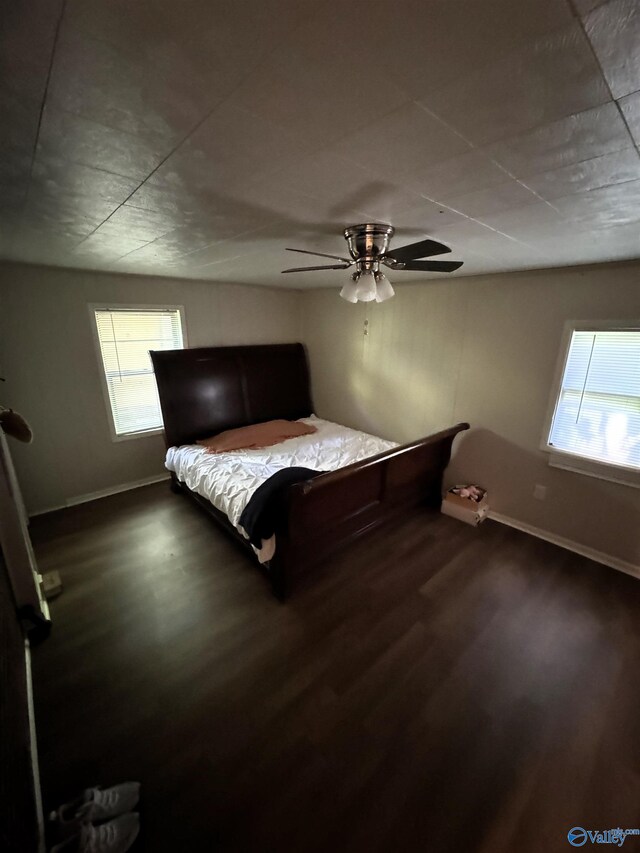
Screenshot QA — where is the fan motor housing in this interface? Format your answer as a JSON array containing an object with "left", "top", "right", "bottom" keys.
[{"left": 344, "top": 223, "right": 394, "bottom": 268}]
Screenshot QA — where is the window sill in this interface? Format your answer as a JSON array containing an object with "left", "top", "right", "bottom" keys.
[
  {"left": 111, "top": 428, "right": 164, "bottom": 443},
  {"left": 546, "top": 448, "right": 640, "bottom": 489}
]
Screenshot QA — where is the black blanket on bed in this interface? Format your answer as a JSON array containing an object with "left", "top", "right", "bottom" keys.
[{"left": 239, "top": 467, "right": 325, "bottom": 549}]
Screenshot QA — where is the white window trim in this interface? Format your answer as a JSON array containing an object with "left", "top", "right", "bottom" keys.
[
  {"left": 89, "top": 303, "right": 187, "bottom": 442},
  {"left": 540, "top": 319, "right": 640, "bottom": 489}
]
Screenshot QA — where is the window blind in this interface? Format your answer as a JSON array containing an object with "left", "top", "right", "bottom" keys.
[
  {"left": 94, "top": 308, "right": 183, "bottom": 436},
  {"left": 548, "top": 330, "right": 640, "bottom": 470}
]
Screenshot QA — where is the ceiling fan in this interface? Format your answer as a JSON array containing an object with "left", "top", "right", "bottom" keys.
[{"left": 282, "top": 223, "right": 463, "bottom": 303}]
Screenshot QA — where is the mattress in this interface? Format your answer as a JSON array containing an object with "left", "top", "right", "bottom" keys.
[{"left": 165, "top": 415, "right": 397, "bottom": 559}]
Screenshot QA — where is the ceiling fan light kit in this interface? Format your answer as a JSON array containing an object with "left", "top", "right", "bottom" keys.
[
  {"left": 282, "top": 223, "right": 463, "bottom": 303},
  {"left": 339, "top": 269, "right": 394, "bottom": 304}
]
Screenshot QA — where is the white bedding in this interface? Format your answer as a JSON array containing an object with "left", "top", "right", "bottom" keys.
[{"left": 165, "top": 415, "right": 397, "bottom": 560}]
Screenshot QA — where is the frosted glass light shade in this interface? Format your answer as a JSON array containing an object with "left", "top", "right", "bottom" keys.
[
  {"left": 355, "top": 270, "right": 377, "bottom": 302},
  {"left": 374, "top": 272, "right": 394, "bottom": 302},
  {"left": 340, "top": 276, "right": 358, "bottom": 303}
]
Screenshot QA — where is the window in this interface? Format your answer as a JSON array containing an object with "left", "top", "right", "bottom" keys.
[
  {"left": 544, "top": 323, "right": 640, "bottom": 486},
  {"left": 92, "top": 306, "right": 185, "bottom": 439}
]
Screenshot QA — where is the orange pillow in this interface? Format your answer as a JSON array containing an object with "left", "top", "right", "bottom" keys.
[{"left": 197, "top": 420, "right": 317, "bottom": 453}]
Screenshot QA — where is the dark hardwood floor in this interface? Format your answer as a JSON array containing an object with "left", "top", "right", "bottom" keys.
[{"left": 29, "top": 483, "right": 640, "bottom": 853}]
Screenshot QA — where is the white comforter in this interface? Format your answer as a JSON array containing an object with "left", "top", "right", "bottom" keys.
[{"left": 165, "top": 416, "right": 397, "bottom": 557}]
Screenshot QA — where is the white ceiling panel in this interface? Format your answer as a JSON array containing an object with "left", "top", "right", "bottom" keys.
[
  {"left": 386, "top": 199, "right": 468, "bottom": 233},
  {"left": 329, "top": 103, "right": 472, "bottom": 180},
  {"left": 583, "top": 0, "right": 640, "bottom": 99},
  {"left": 115, "top": 184, "right": 190, "bottom": 217},
  {"left": 529, "top": 221, "right": 640, "bottom": 264},
  {"left": 0, "top": 150, "right": 31, "bottom": 212},
  {"left": 179, "top": 233, "right": 274, "bottom": 271},
  {"left": 0, "top": 87, "right": 41, "bottom": 155},
  {"left": 48, "top": 26, "right": 206, "bottom": 145},
  {"left": 432, "top": 180, "right": 543, "bottom": 218},
  {"left": 0, "top": 228, "right": 82, "bottom": 266},
  {"left": 572, "top": 0, "right": 608, "bottom": 14},
  {"left": 551, "top": 178, "right": 640, "bottom": 228},
  {"left": 0, "top": 0, "right": 65, "bottom": 102},
  {"left": 0, "top": 184, "right": 32, "bottom": 222},
  {"left": 131, "top": 199, "right": 268, "bottom": 248},
  {"left": 484, "top": 102, "right": 634, "bottom": 177},
  {"left": 64, "top": 0, "right": 310, "bottom": 89},
  {"left": 20, "top": 192, "right": 117, "bottom": 239},
  {"left": 114, "top": 243, "right": 186, "bottom": 269},
  {"left": 71, "top": 233, "right": 151, "bottom": 262},
  {"left": 401, "top": 150, "right": 513, "bottom": 200},
  {"left": 228, "top": 4, "right": 409, "bottom": 151},
  {"left": 88, "top": 202, "right": 200, "bottom": 246},
  {"left": 61, "top": 0, "right": 192, "bottom": 54},
  {"left": 37, "top": 105, "right": 170, "bottom": 181},
  {"left": 229, "top": 178, "right": 368, "bottom": 235},
  {"left": 126, "top": 229, "right": 223, "bottom": 263},
  {"left": 0, "top": 0, "right": 53, "bottom": 218},
  {"left": 147, "top": 104, "right": 314, "bottom": 198},
  {"left": 421, "top": 21, "right": 611, "bottom": 146},
  {"left": 375, "top": 0, "right": 575, "bottom": 99},
  {"left": 479, "top": 201, "right": 567, "bottom": 243},
  {"left": 522, "top": 148, "right": 640, "bottom": 199},
  {"left": 0, "top": 0, "right": 639, "bottom": 285},
  {"left": 619, "top": 91, "right": 640, "bottom": 145},
  {"left": 256, "top": 152, "right": 399, "bottom": 210},
  {"left": 425, "top": 219, "right": 538, "bottom": 258},
  {"left": 31, "top": 155, "right": 140, "bottom": 205}
]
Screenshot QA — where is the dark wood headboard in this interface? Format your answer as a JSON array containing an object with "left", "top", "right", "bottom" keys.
[{"left": 150, "top": 343, "right": 314, "bottom": 448}]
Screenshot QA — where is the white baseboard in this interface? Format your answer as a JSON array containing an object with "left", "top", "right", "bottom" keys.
[
  {"left": 29, "top": 473, "right": 169, "bottom": 517},
  {"left": 488, "top": 510, "right": 640, "bottom": 581}
]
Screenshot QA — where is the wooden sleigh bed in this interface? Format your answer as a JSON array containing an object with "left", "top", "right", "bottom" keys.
[{"left": 151, "top": 343, "right": 469, "bottom": 599}]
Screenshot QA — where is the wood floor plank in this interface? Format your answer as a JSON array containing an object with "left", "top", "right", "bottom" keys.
[{"left": 29, "top": 483, "right": 640, "bottom": 853}]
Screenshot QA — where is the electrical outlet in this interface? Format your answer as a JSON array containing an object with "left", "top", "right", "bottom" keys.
[{"left": 533, "top": 484, "right": 547, "bottom": 501}]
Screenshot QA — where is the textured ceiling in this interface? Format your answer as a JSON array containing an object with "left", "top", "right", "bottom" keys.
[{"left": 1, "top": 0, "right": 640, "bottom": 288}]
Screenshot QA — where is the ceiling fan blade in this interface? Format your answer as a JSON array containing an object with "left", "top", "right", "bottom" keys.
[
  {"left": 286, "top": 247, "right": 351, "bottom": 263},
  {"left": 383, "top": 238, "right": 451, "bottom": 263},
  {"left": 281, "top": 263, "right": 351, "bottom": 273},
  {"left": 400, "top": 260, "right": 464, "bottom": 273}
]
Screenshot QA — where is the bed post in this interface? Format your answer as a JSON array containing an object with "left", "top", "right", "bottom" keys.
[
  {"left": 169, "top": 473, "right": 183, "bottom": 495},
  {"left": 268, "top": 553, "right": 288, "bottom": 601}
]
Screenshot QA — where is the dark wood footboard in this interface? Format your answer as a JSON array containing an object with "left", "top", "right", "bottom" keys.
[{"left": 268, "top": 422, "right": 469, "bottom": 598}]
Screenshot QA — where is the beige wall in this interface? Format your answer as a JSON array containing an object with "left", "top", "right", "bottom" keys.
[
  {"left": 0, "top": 262, "right": 301, "bottom": 513},
  {"left": 302, "top": 262, "right": 640, "bottom": 569}
]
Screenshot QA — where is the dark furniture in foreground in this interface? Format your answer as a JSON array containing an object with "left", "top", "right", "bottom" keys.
[{"left": 151, "top": 343, "right": 469, "bottom": 597}]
